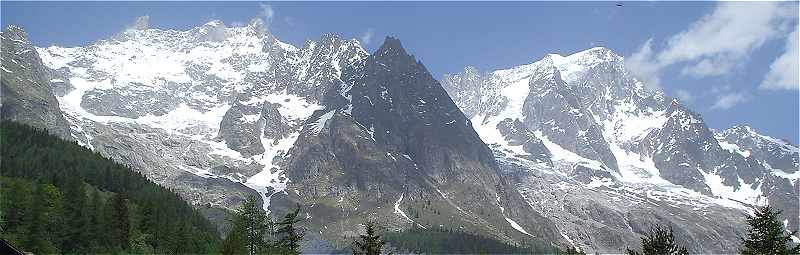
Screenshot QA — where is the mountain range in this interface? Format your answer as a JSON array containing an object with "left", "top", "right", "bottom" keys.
[{"left": 1, "top": 20, "right": 797, "bottom": 253}]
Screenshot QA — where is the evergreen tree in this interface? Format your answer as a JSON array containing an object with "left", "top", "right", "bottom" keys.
[
  {"left": 0, "top": 180, "right": 31, "bottom": 245},
  {"left": 0, "top": 122, "right": 220, "bottom": 253},
  {"left": 61, "top": 174, "right": 89, "bottom": 253},
  {"left": 220, "top": 223, "right": 247, "bottom": 255},
  {"left": 221, "top": 196, "right": 270, "bottom": 255},
  {"left": 22, "top": 183, "right": 62, "bottom": 254},
  {"left": 740, "top": 205, "right": 800, "bottom": 255},
  {"left": 86, "top": 189, "right": 107, "bottom": 252},
  {"left": 352, "top": 222, "right": 386, "bottom": 255},
  {"left": 625, "top": 225, "right": 688, "bottom": 255},
  {"left": 129, "top": 232, "right": 155, "bottom": 254},
  {"left": 275, "top": 205, "right": 304, "bottom": 255},
  {"left": 108, "top": 193, "right": 131, "bottom": 251},
  {"left": 562, "top": 246, "right": 586, "bottom": 255},
  {"left": 242, "top": 196, "right": 270, "bottom": 255}
]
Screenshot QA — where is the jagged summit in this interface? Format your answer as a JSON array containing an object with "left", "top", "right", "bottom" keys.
[
  {"left": 374, "top": 36, "right": 409, "bottom": 59},
  {"left": 1, "top": 25, "right": 30, "bottom": 41}
]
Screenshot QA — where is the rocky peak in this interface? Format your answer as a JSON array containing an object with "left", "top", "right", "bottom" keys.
[
  {"left": 374, "top": 36, "right": 410, "bottom": 61},
  {"left": 2, "top": 25, "right": 31, "bottom": 42}
]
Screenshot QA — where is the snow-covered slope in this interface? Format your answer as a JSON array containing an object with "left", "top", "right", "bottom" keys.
[
  {"left": 442, "top": 47, "right": 799, "bottom": 253},
  {"left": 35, "top": 20, "right": 368, "bottom": 210}
]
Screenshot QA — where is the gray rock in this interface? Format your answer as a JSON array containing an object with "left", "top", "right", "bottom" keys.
[{"left": 0, "top": 25, "right": 72, "bottom": 139}]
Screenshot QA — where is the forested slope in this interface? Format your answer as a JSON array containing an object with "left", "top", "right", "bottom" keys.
[{"left": 0, "top": 121, "right": 220, "bottom": 253}]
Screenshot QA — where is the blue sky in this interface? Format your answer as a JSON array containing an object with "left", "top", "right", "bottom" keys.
[{"left": 2, "top": 1, "right": 798, "bottom": 143}]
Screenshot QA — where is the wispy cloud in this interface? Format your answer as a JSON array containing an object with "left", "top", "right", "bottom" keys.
[
  {"left": 125, "top": 15, "right": 150, "bottom": 32},
  {"left": 625, "top": 38, "right": 661, "bottom": 90},
  {"left": 626, "top": 2, "right": 795, "bottom": 88},
  {"left": 675, "top": 89, "right": 693, "bottom": 102},
  {"left": 259, "top": 3, "right": 274, "bottom": 23},
  {"left": 359, "top": 29, "right": 374, "bottom": 45},
  {"left": 711, "top": 92, "right": 749, "bottom": 110},
  {"left": 761, "top": 26, "right": 799, "bottom": 90},
  {"left": 248, "top": 3, "right": 275, "bottom": 34}
]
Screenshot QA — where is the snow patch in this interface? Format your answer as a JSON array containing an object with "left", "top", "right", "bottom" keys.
[
  {"left": 394, "top": 193, "right": 414, "bottom": 223},
  {"left": 309, "top": 110, "right": 335, "bottom": 134},
  {"left": 505, "top": 217, "right": 534, "bottom": 237}
]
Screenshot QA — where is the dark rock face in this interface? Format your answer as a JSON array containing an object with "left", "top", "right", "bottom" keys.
[
  {"left": 218, "top": 102, "right": 291, "bottom": 157},
  {"left": 276, "top": 37, "right": 564, "bottom": 247},
  {"left": 496, "top": 118, "right": 552, "bottom": 164},
  {"left": 718, "top": 125, "right": 799, "bottom": 172},
  {"left": 0, "top": 26, "right": 71, "bottom": 139},
  {"left": 639, "top": 101, "right": 760, "bottom": 195},
  {"left": 716, "top": 125, "right": 800, "bottom": 232},
  {"left": 522, "top": 64, "right": 618, "bottom": 171}
]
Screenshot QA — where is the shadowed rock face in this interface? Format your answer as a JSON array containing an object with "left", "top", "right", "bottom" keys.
[
  {"left": 1, "top": 26, "right": 71, "bottom": 139},
  {"left": 274, "top": 37, "right": 564, "bottom": 247}
]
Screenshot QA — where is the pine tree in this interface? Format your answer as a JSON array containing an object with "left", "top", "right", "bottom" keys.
[
  {"left": 352, "top": 222, "right": 386, "bottom": 255},
  {"left": 625, "top": 225, "right": 688, "bottom": 255},
  {"left": 220, "top": 223, "right": 247, "bottom": 255},
  {"left": 86, "top": 189, "right": 107, "bottom": 252},
  {"left": 61, "top": 174, "right": 89, "bottom": 253},
  {"left": 0, "top": 179, "right": 31, "bottom": 245},
  {"left": 740, "top": 205, "right": 800, "bottom": 255},
  {"left": 108, "top": 193, "right": 130, "bottom": 251},
  {"left": 221, "top": 196, "right": 270, "bottom": 255},
  {"left": 22, "top": 183, "right": 62, "bottom": 254},
  {"left": 275, "top": 205, "right": 304, "bottom": 255},
  {"left": 563, "top": 246, "right": 586, "bottom": 255}
]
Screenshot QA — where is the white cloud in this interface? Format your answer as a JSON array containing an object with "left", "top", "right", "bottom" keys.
[
  {"left": 625, "top": 39, "right": 662, "bottom": 90},
  {"left": 761, "top": 26, "right": 799, "bottom": 90},
  {"left": 359, "top": 29, "right": 374, "bottom": 45},
  {"left": 259, "top": 3, "right": 274, "bottom": 22},
  {"left": 244, "top": 3, "right": 275, "bottom": 35},
  {"left": 626, "top": 2, "right": 795, "bottom": 86},
  {"left": 675, "top": 89, "right": 693, "bottom": 102},
  {"left": 125, "top": 15, "right": 150, "bottom": 32},
  {"left": 711, "top": 92, "right": 749, "bottom": 110}
]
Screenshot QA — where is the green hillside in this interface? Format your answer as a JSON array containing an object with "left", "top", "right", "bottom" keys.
[{"left": 0, "top": 121, "right": 220, "bottom": 254}]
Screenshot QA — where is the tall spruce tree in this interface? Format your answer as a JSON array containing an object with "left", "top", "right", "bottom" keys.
[
  {"left": 108, "top": 193, "right": 130, "bottom": 251},
  {"left": 275, "top": 205, "right": 304, "bottom": 255},
  {"left": 352, "top": 222, "right": 386, "bottom": 255},
  {"left": 220, "top": 222, "right": 247, "bottom": 255},
  {"left": 61, "top": 174, "right": 89, "bottom": 253},
  {"left": 625, "top": 225, "right": 688, "bottom": 255},
  {"left": 221, "top": 196, "right": 271, "bottom": 255},
  {"left": 740, "top": 205, "right": 800, "bottom": 255}
]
